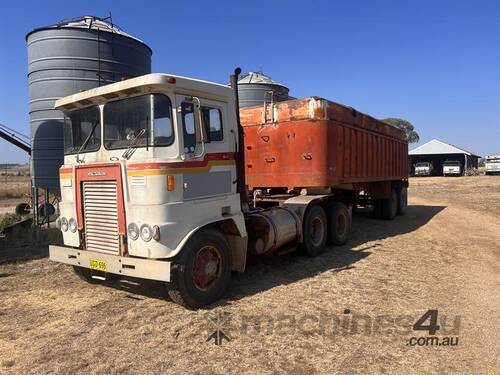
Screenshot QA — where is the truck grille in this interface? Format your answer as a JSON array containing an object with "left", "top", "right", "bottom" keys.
[{"left": 82, "top": 181, "right": 120, "bottom": 254}]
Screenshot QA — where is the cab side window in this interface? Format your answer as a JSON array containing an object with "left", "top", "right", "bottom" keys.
[{"left": 201, "top": 107, "right": 223, "bottom": 142}]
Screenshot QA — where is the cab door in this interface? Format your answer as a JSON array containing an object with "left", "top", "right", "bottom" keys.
[{"left": 175, "top": 94, "right": 235, "bottom": 199}]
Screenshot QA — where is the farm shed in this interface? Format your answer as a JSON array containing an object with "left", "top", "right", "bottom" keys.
[{"left": 409, "top": 139, "right": 481, "bottom": 176}]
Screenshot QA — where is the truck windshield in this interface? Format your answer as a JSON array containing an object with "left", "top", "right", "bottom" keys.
[
  {"left": 63, "top": 106, "right": 101, "bottom": 155},
  {"left": 444, "top": 161, "right": 460, "bottom": 166},
  {"left": 487, "top": 159, "right": 500, "bottom": 163},
  {"left": 104, "top": 94, "right": 174, "bottom": 150}
]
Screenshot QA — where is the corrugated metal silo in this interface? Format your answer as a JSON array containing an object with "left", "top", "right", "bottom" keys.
[
  {"left": 26, "top": 16, "right": 152, "bottom": 192},
  {"left": 237, "top": 72, "right": 289, "bottom": 108}
]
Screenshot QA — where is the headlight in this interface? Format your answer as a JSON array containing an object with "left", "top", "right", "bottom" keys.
[
  {"left": 69, "top": 218, "right": 77, "bottom": 233},
  {"left": 60, "top": 217, "right": 68, "bottom": 232},
  {"left": 128, "top": 223, "right": 139, "bottom": 240},
  {"left": 140, "top": 224, "right": 153, "bottom": 242},
  {"left": 152, "top": 225, "right": 160, "bottom": 241}
]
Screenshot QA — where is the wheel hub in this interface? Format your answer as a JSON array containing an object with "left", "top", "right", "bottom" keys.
[
  {"left": 310, "top": 217, "right": 325, "bottom": 246},
  {"left": 192, "top": 246, "right": 222, "bottom": 291}
]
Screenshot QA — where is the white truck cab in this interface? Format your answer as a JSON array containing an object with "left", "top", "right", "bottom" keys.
[
  {"left": 414, "top": 162, "right": 433, "bottom": 176},
  {"left": 442, "top": 160, "right": 462, "bottom": 176},
  {"left": 485, "top": 155, "right": 500, "bottom": 175},
  {"left": 50, "top": 73, "right": 248, "bottom": 307}
]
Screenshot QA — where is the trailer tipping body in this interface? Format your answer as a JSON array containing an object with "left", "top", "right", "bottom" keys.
[{"left": 240, "top": 97, "right": 408, "bottom": 191}]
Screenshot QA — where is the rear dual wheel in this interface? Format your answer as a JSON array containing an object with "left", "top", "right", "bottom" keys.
[
  {"left": 381, "top": 189, "right": 398, "bottom": 220},
  {"left": 396, "top": 187, "right": 408, "bottom": 215},
  {"left": 327, "top": 202, "right": 351, "bottom": 245},
  {"left": 301, "top": 204, "right": 328, "bottom": 257},
  {"left": 373, "top": 187, "right": 407, "bottom": 220},
  {"left": 301, "top": 202, "right": 351, "bottom": 257}
]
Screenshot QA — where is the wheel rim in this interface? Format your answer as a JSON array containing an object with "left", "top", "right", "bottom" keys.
[
  {"left": 309, "top": 216, "right": 325, "bottom": 246},
  {"left": 192, "top": 245, "right": 223, "bottom": 291},
  {"left": 336, "top": 214, "right": 347, "bottom": 237}
]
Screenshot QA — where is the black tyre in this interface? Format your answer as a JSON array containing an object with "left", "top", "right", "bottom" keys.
[
  {"left": 15, "top": 203, "right": 30, "bottom": 215},
  {"left": 327, "top": 202, "right": 351, "bottom": 245},
  {"left": 301, "top": 204, "right": 328, "bottom": 257},
  {"left": 381, "top": 189, "right": 398, "bottom": 220},
  {"left": 372, "top": 199, "right": 383, "bottom": 218},
  {"left": 167, "top": 229, "right": 231, "bottom": 309},
  {"left": 396, "top": 186, "right": 408, "bottom": 216}
]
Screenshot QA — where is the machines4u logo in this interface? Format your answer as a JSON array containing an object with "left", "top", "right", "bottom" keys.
[{"left": 407, "top": 309, "right": 460, "bottom": 347}]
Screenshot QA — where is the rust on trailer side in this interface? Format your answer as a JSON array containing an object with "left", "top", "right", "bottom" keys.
[{"left": 240, "top": 97, "right": 408, "bottom": 191}]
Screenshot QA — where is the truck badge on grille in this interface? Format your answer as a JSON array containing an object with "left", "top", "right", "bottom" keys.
[{"left": 87, "top": 171, "right": 107, "bottom": 176}]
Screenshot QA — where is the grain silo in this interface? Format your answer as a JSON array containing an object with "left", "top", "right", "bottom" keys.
[
  {"left": 26, "top": 16, "right": 152, "bottom": 189},
  {"left": 237, "top": 72, "right": 289, "bottom": 108},
  {"left": 26, "top": 16, "right": 152, "bottom": 200}
]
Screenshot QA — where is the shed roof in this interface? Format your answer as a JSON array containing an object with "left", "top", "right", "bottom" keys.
[{"left": 409, "top": 139, "right": 481, "bottom": 157}]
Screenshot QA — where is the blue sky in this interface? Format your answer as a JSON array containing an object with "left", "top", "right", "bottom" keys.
[{"left": 0, "top": 0, "right": 499, "bottom": 163}]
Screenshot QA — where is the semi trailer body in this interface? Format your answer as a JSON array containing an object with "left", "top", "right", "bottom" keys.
[{"left": 49, "top": 71, "right": 409, "bottom": 308}]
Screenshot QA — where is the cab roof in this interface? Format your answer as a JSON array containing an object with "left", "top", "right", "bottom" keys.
[{"left": 55, "top": 73, "right": 233, "bottom": 111}]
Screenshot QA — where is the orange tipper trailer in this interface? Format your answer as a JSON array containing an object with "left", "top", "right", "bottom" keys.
[{"left": 240, "top": 97, "right": 408, "bottom": 192}]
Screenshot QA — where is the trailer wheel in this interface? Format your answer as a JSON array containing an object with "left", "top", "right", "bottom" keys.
[
  {"left": 167, "top": 229, "right": 231, "bottom": 309},
  {"left": 301, "top": 204, "right": 327, "bottom": 257},
  {"left": 381, "top": 189, "right": 398, "bottom": 220},
  {"left": 327, "top": 202, "right": 351, "bottom": 245},
  {"left": 372, "top": 199, "right": 383, "bottom": 218},
  {"left": 396, "top": 187, "right": 408, "bottom": 216}
]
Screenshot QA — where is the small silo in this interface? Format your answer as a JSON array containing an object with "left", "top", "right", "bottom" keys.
[
  {"left": 237, "top": 72, "right": 289, "bottom": 108},
  {"left": 26, "top": 16, "right": 152, "bottom": 194}
]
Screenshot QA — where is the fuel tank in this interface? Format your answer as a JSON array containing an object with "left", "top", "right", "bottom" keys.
[{"left": 245, "top": 207, "right": 300, "bottom": 254}]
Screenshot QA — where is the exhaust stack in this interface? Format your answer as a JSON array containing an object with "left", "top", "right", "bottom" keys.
[{"left": 230, "top": 67, "right": 249, "bottom": 211}]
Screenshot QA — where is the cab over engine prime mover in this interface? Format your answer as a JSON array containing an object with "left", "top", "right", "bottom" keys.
[{"left": 49, "top": 70, "right": 409, "bottom": 308}]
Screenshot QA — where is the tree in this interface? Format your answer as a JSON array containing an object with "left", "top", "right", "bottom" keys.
[{"left": 382, "top": 118, "right": 420, "bottom": 144}]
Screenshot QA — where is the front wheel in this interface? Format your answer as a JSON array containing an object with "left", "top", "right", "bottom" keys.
[{"left": 167, "top": 229, "right": 231, "bottom": 309}]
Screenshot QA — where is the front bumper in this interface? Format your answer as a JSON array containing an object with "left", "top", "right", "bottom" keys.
[{"left": 49, "top": 245, "right": 171, "bottom": 282}]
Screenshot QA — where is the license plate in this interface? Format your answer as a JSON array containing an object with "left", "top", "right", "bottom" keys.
[{"left": 90, "top": 259, "right": 107, "bottom": 272}]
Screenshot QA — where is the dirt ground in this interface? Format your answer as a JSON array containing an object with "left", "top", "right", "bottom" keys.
[{"left": 0, "top": 176, "right": 499, "bottom": 374}]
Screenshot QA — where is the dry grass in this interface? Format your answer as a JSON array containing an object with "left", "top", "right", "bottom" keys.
[
  {"left": 0, "top": 177, "right": 499, "bottom": 374},
  {"left": 0, "top": 175, "right": 31, "bottom": 201},
  {"left": 409, "top": 175, "right": 500, "bottom": 212}
]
